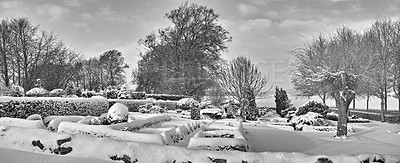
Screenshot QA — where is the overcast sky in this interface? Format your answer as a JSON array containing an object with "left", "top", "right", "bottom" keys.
[{"left": 1, "top": 0, "right": 400, "bottom": 89}]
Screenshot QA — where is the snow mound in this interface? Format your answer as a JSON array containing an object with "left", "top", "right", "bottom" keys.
[
  {"left": 0, "top": 117, "right": 44, "bottom": 129},
  {"left": 56, "top": 114, "right": 171, "bottom": 145},
  {"left": 188, "top": 120, "right": 249, "bottom": 151},
  {"left": 107, "top": 103, "right": 129, "bottom": 123}
]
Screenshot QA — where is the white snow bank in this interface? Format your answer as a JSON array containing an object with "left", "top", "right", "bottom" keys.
[
  {"left": 46, "top": 116, "right": 84, "bottom": 131},
  {"left": 188, "top": 120, "right": 249, "bottom": 151},
  {"left": 1, "top": 125, "right": 399, "bottom": 163},
  {"left": 58, "top": 122, "right": 165, "bottom": 145},
  {"left": 200, "top": 108, "right": 223, "bottom": 114},
  {"left": 0, "top": 117, "right": 44, "bottom": 129},
  {"left": 138, "top": 127, "right": 177, "bottom": 145}
]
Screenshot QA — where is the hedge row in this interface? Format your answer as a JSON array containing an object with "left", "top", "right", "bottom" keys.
[
  {"left": 349, "top": 110, "right": 400, "bottom": 124},
  {"left": 108, "top": 99, "right": 177, "bottom": 112},
  {"left": 145, "top": 94, "right": 188, "bottom": 101},
  {"left": 0, "top": 97, "right": 109, "bottom": 119}
]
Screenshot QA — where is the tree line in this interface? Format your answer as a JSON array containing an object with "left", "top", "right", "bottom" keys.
[
  {"left": 292, "top": 18, "right": 400, "bottom": 137},
  {"left": 0, "top": 18, "right": 128, "bottom": 92}
]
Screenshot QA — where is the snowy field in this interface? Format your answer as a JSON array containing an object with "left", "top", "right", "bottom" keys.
[{"left": 1, "top": 113, "right": 400, "bottom": 163}]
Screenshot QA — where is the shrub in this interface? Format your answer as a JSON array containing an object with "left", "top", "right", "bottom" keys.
[
  {"left": 49, "top": 89, "right": 65, "bottom": 97},
  {"left": 0, "top": 84, "right": 24, "bottom": 97},
  {"left": 296, "top": 100, "right": 330, "bottom": 117},
  {"left": 65, "top": 82, "right": 76, "bottom": 96},
  {"left": 106, "top": 87, "right": 119, "bottom": 99},
  {"left": 26, "top": 87, "right": 49, "bottom": 97},
  {"left": 274, "top": 87, "right": 291, "bottom": 117},
  {"left": 0, "top": 97, "right": 109, "bottom": 118},
  {"left": 177, "top": 98, "right": 199, "bottom": 110},
  {"left": 81, "top": 90, "right": 96, "bottom": 98}
]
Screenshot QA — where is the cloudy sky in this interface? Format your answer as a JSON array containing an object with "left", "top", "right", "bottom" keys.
[{"left": 1, "top": 0, "right": 400, "bottom": 90}]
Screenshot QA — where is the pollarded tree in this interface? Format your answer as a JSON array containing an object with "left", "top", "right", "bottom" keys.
[
  {"left": 218, "top": 56, "right": 268, "bottom": 121},
  {"left": 292, "top": 27, "right": 373, "bottom": 138}
]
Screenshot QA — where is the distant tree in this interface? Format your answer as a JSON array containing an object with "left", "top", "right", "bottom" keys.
[
  {"left": 218, "top": 56, "right": 268, "bottom": 120},
  {"left": 99, "top": 49, "right": 128, "bottom": 87},
  {"left": 363, "top": 19, "right": 397, "bottom": 121},
  {"left": 274, "top": 87, "right": 291, "bottom": 117},
  {"left": 137, "top": 2, "right": 231, "bottom": 99},
  {"left": 291, "top": 27, "right": 373, "bottom": 137},
  {"left": 0, "top": 19, "right": 11, "bottom": 87},
  {"left": 391, "top": 20, "right": 400, "bottom": 112}
]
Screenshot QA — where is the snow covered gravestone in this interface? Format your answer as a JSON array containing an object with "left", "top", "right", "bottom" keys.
[{"left": 107, "top": 103, "right": 129, "bottom": 124}]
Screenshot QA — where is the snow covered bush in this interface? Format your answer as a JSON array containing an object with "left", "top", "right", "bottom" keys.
[
  {"left": 106, "top": 87, "right": 119, "bottom": 99},
  {"left": 117, "top": 89, "right": 129, "bottom": 99},
  {"left": 25, "top": 87, "right": 49, "bottom": 97},
  {"left": 296, "top": 100, "right": 330, "bottom": 117},
  {"left": 0, "top": 84, "right": 24, "bottom": 97},
  {"left": 290, "top": 112, "right": 325, "bottom": 131},
  {"left": 138, "top": 104, "right": 167, "bottom": 114},
  {"left": 0, "top": 97, "right": 109, "bottom": 119},
  {"left": 274, "top": 87, "right": 292, "bottom": 117},
  {"left": 64, "top": 82, "right": 77, "bottom": 96},
  {"left": 81, "top": 90, "right": 95, "bottom": 98},
  {"left": 200, "top": 108, "right": 223, "bottom": 119},
  {"left": 107, "top": 103, "right": 129, "bottom": 124},
  {"left": 49, "top": 89, "right": 65, "bottom": 97},
  {"left": 177, "top": 98, "right": 199, "bottom": 110}
]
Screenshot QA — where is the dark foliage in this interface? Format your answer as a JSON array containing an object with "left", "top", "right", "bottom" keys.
[
  {"left": 0, "top": 99, "right": 108, "bottom": 118},
  {"left": 296, "top": 101, "right": 330, "bottom": 117},
  {"left": 274, "top": 87, "right": 291, "bottom": 117}
]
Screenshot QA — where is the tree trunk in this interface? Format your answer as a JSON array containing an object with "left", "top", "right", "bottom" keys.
[
  {"left": 399, "top": 98, "right": 400, "bottom": 112},
  {"left": 352, "top": 98, "right": 356, "bottom": 110},
  {"left": 336, "top": 98, "right": 349, "bottom": 137},
  {"left": 380, "top": 97, "right": 386, "bottom": 122},
  {"left": 366, "top": 95, "right": 370, "bottom": 111}
]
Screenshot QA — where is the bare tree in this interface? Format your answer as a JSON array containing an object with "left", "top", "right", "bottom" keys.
[
  {"left": 99, "top": 49, "right": 128, "bottom": 87},
  {"left": 363, "top": 19, "right": 397, "bottom": 121},
  {"left": 137, "top": 2, "right": 231, "bottom": 99},
  {"left": 392, "top": 19, "right": 400, "bottom": 112},
  {"left": 218, "top": 56, "right": 268, "bottom": 120},
  {"left": 292, "top": 27, "right": 372, "bottom": 137},
  {"left": 0, "top": 19, "right": 11, "bottom": 87}
]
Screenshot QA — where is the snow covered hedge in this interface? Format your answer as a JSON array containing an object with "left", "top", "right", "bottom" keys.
[
  {"left": 325, "top": 113, "right": 370, "bottom": 123},
  {"left": 109, "top": 99, "right": 177, "bottom": 112},
  {"left": 0, "top": 96, "right": 109, "bottom": 118},
  {"left": 349, "top": 111, "right": 400, "bottom": 124},
  {"left": 3, "top": 125, "right": 398, "bottom": 163},
  {"left": 146, "top": 94, "right": 187, "bottom": 101},
  {"left": 296, "top": 100, "right": 330, "bottom": 117}
]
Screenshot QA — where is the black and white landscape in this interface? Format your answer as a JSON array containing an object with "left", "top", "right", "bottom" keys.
[{"left": 1, "top": 0, "right": 400, "bottom": 163}]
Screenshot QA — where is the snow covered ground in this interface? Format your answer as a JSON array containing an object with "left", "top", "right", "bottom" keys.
[
  {"left": 245, "top": 120, "right": 400, "bottom": 156},
  {"left": 1, "top": 114, "right": 400, "bottom": 162}
]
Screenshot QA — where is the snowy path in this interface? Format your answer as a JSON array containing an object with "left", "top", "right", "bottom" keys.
[
  {"left": 244, "top": 122, "right": 400, "bottom": 155},
  {"left": 0, "top": 147, "right": 113, "bottom": 163},
  {"left": 245, "top": 124, "right": 316, "bottom": 152}
]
